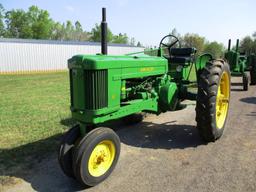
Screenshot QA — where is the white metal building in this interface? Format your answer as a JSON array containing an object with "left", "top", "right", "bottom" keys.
[{"left": 0, "top": 38, "right": 144, "bottom": 73}]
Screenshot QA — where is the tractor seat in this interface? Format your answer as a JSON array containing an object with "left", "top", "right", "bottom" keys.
[
  {"left": 170, "top": 57, "right": 192, "bottom": 63},
  {"left": 169, "top": 48, "right": 197, "bottom": 64}
]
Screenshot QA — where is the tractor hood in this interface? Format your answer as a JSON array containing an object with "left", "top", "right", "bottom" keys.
[{"left": 68, "top": 54, "right": 167, "bottom": 70}]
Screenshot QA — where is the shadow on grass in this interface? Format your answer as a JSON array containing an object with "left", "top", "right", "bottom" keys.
[
  {"left": 0, "top": 133, "right": 84, "bottom": 191},
  {"left": 0, "top": 134, "right": 58, "bottom": 183},
  {"left": 0, "top": 116, "right": 205, "bottom": 191},
  {"left": 60, "top": 117, "right": 77, "bottom": 127},
  {"left": 0, "top": 134, "right": 60, "bottom": 171}
]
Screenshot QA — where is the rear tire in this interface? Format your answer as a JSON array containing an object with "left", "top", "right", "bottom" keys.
[
  {"left": 250, "top": 61, "right": 256, "bottom": 85},
  {"left": 72, "top": 127, "right": 120, "bottom": 187},
  {"left": 242, "top": 73, "right": 249, "bottom": 91},
  {"left": 196, "top": 60, "right": 231, "bottom": 142}
]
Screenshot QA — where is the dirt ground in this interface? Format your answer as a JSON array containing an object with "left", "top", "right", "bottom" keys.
[{"left": 2, "top": 77, "right": 256, "bottom": 192}]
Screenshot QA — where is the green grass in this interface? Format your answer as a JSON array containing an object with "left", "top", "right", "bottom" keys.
[{"left": 0, "top": 72, "right": 76, "bottom": 178}]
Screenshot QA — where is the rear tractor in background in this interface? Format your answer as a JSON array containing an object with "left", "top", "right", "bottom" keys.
[
  {"left": 224, "top": 39, "right": 256, "bottom": 90},
  {"left": 58, "top": 8, "right": 231, "bottom": 188}
]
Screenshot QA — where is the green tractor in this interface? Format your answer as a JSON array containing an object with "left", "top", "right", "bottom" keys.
[
  {"left": 224, "top": 39, "right": 256, "bottom": 90},
  {"left": 58, "top": 8, "right": 231, "bottom": 187}
]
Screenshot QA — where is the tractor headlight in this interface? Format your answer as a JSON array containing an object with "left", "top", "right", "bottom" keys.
[{"left": 176, "top": 65, "right": 183, "bottom": 72}]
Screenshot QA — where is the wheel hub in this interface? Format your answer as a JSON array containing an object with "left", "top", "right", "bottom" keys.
[
  {"left": 88, "top": 140, "right": 116, "bottom": 177},
  {"left": 216, "top": 72, "right": 230, "bottom": 129}
]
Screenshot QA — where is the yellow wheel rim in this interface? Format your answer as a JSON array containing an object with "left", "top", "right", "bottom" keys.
[
  {"left": 88, "top": 140, "right": 116, "bottom": 177},
  {"left": 216, "top": 71, "right": 230, "bottom": 129}
]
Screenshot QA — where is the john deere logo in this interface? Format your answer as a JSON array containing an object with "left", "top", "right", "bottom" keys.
[{"left": 140, "top": 67, "right": 154, "bottom": 72}]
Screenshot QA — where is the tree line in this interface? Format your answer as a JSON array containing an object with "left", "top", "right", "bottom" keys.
[
  {"left": 239, "top": 32, "right": 256, "bottom": 54},
  {"left": 181, "top": 31, "right": 225, "bottom": 59},
  {"left": 168, "top": 29, "right": 256, "bottom": 59},
  {"left": 0, "top": 4, "right": 142, "bottom": 46}
]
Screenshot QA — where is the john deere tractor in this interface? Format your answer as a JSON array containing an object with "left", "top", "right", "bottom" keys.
[
  {"left": 224, "top": 39, "right": 256, "bottom": 90},
  {"left": 58, "top": 8, "right": 231, "bottom": 187}
]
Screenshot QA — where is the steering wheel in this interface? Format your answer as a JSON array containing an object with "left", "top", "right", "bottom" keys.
[{"left": 159, "top": 34, "right": 181, "bottom": 52}]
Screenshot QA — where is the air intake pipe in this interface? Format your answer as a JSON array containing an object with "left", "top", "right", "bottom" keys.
[
  {"left": 236, "top": 39, "right": 239, "bottom": 53},
  {"left": 228, "top": 39, "right": 231, "bottom": 51},
  {"left": 101, "top": 8, "right": 107, "bottom": 55}
]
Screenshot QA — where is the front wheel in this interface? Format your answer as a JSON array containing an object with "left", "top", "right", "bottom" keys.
[
  {"left": 72, "top": 127, "right": 121, "bottom": 187},
  {"left": 196, "top": 60, "right": 231, "bottom": 142},
  {"left": 58, "top": 125, "right": 80, "bottom": 178}
]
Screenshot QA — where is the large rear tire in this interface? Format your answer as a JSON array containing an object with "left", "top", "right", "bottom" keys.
[
  {"left": 196, "top": 60, "right": 231, "bottom": 142},
  {"left": 72, "top": 127, "right": 120, "bottom": 187}
]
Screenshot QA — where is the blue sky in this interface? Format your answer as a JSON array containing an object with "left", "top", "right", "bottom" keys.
[{"left": 1, "top": 0, "right": 256, "bottom": 47}]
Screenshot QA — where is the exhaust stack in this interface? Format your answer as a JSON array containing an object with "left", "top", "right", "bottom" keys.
[
  {"left": 101, "top": 8, "right": 107, "bottom": 55},
  {"left": 236, "top": 39, "right": 239, "bottom": 53},
  {"left": 228, "top": 39, "right": 231, "bottom": 51}
]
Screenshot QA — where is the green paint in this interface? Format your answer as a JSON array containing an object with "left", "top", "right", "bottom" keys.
[{"left": 68, "top": 44, "right": 213, "bottom": 130}]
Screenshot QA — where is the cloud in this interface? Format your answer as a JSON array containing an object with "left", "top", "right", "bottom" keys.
[{"left": 65, "top": 5, "right": 75, "bottom": 12}]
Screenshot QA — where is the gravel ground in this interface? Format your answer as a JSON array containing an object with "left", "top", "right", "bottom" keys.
[{"left": 3, "top": 77, "right": 256, "bottom": 192}]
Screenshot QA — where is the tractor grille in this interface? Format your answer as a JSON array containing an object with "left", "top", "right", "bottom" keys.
[{"left": 84, "top": 70, "right": 108, "bottom": 110}]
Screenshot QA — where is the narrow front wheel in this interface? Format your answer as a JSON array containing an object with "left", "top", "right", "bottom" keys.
[
  {"left": 72, "top": 127, "right": 121, "bottom": 187},
  {"left": 58, "top": 125, "right": 80, "bottom": 178}
]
